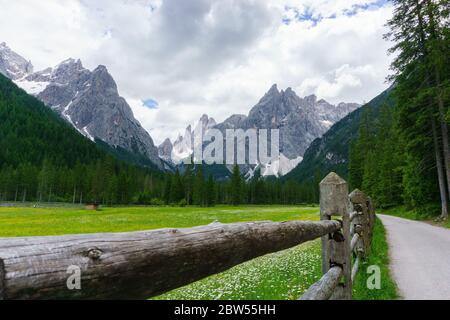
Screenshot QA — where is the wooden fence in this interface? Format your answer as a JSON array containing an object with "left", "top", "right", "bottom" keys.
[{"left": 0, "top": 172, "right": 375, "bottom": 300}]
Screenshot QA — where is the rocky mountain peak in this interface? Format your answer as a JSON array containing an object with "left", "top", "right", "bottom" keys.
[
  {"left": 3, "top": 44, "right": 163, "bottom": 169},
  {"left": 0, "top": 42, "right": 33, "bottom": 80},
  {"left": 200, "top": 113, "right": 209, "bottom": 122},
  {"left": 304, "top": 94, "right": 318, "bottom": 104},
  {"left": 258, "top": 83, "right": 281, "bottom": 103},
  {"left": 158, "top": 138, "right": 173, "bottom": 161},
  {"left": 268, "top": 83, "right": 279, "bottom": 94},
  {"left": 89, "top": 65, "right": 118, "bottom": 94}
]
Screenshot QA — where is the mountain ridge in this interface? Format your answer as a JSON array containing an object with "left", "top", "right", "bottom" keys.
[
  {"left": 284, "top": 86, "right": 394, "bottom": 183},
  {"left": 0, "top": 43, "right": 163, "bottom": 170},
  {"left": 160, "top": 84, "right": 361, "bottom": 177}
]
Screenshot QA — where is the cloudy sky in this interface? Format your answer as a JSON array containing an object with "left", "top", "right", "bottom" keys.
[{"left": 0, "top": 0, "right": 394, "bottom": 144}]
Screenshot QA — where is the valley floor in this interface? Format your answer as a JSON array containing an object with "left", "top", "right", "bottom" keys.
[
  {"left": 0, "top": 205, "right": 397, "bottom": 300},
  {"left": 0, "top": 205, "right": 319, "bottom": 237}
]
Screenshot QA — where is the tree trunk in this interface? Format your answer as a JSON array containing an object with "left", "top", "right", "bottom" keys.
[
  {"left": 424, "top": 0, "right": 450, "bottom": 203},
  {"left": 431, "top": 116, "right": 449, "bottom": 219},
  {"left": 437, "top": 94, "right": 450, "bottom": 203}
]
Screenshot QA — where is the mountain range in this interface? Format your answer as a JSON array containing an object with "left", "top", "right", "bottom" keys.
[
  {"left": 0, "top": 42, "right": 163, "bottom": 169},
  {"left": 1, "top": 42, "right": 365, "bottom": 179},
  {"left": 159, "top": 84, "right": 360, "bottom": 177}
]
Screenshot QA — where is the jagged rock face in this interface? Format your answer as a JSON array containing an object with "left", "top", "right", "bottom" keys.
[
  {"left": 167, "top": 114, "right": 217, "bottom": 164},
  {"left": 158, "top": 138, "right": 173, "bottom": 161},
  {"left": 162, "top": 85, "right": 360, "bottom": 177},
  {"left": 234, "top": 84, "right": 360, "bottom": 160},
  {"left": 37, "top": 62, "right": 162, "bottom": 169},
  {"left": 3, "top": 44, "right": 163, "bottom": 169},
  {"left": 214, "top": 85, "right": 360, "bottom": 176},
  {"left": 216, "top": 114, "right": 247, "bottom": 130},
  {"left": 0, "top": 42, "right": 33, "bottom": 80}
]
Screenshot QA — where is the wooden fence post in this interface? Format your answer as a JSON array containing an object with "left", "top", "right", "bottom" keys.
[
  {"left": 349, "top": 189, "right": 370, "bottom": 257},
  {"left": 319, "top": 172, "right": 352, "bottom": 300}
]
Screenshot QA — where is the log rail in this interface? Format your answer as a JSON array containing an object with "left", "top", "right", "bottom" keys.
[{"left": 0, "top": 172, "right": 375, "bottom": 300}]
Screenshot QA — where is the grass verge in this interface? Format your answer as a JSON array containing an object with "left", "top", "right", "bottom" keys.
[{"left": 352, "top": 217, "right": 399, "bottom": 300}]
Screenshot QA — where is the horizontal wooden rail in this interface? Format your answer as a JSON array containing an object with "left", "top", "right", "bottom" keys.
[
  {"left": 349, "top": 211, "right": 360, "bottom": 222},
  {"left": 300, "top": 266, "right": 343, "bottom": 300},
  {"left": 351, "top": 233, "right": 360, "bottom": 252},
  {"left": 0, "top": 220, "right": 340, "bottom": 300}
]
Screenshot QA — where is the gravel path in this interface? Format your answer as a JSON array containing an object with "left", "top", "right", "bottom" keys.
[{"left": 378, "top": 214, "right": 450, "bottom": 300}]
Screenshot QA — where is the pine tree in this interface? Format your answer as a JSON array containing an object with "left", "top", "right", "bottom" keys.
[
  {"left": 183, "top": 164, "right": 194, "bottom": 205},
  {"left": 193, "top": 167, "right": 205, "bottom": 206},
  {"left": 162, "top": 175, "right": 172, "bottom": 205},
  {"left": 349, "top": 109, "right": 373, "bottom": 190},
  {"left": 385, "top": 0, "right": 449, "bottom": 218},
  {"left": 205, "top": 174, "right": 215, "bottom": 207},
  {"left": 230, "top": 165, "right": 242, "bottom": 205},
  {"left": 170, "top": 169, "right": 184, "bottom": 204}
]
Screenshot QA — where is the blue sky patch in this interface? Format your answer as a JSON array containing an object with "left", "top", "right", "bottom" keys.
[
  {"left": 283, "top": 0, "right": 389, "bottom": 26},
  {"left": 142, "top": 98, "right": 159, "bottom": 109}
]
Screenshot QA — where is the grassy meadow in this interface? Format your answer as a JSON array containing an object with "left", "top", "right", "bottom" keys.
[
  {"left": 0, "top": 204, "right": 397, "bottom": 300},
  {"left": 0, "top": 205, "right": 319, "bottom": 237},
  {"left": 0, "top": 205, "right": 322, "bottom": 300}
]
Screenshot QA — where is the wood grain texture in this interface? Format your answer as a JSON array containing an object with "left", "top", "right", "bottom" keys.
[
  {"left": 0, "top": 220, "right": 340, "bottom": 300},
  {"left": 300, "top": 266, "right": 343, "bottom": 300}
]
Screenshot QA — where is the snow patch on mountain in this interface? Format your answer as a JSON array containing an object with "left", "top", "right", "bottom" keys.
[
  {"left": 14, "top": 79, "right": 50, "bottom": 95},
  {"left": 160, "top": 114, "right": 217, "bottom": 164},
  {"left": 160, "top": 84, "right": 361, "bottom": 177},
  {"left": 1, "top": 44, "right": 163, "bottom": 169},
  {"left": 0, "top": 42, "right": 33, "bottom": 80}
]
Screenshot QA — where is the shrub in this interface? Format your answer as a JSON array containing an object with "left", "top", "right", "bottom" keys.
[
  {"left": 150, "top": 198, "right": 165, "bottom": 206},
  {"left": 178, "top": 199, "right": 188, "bottom": 207}
]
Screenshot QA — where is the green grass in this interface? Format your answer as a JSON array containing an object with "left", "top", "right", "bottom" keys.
[
  {"left": 0, "top": 205, "right": 399, "bottom": 300},
  {"left": 0, "top": 205, "right": 322, "bottom": 300},
  {"left": 383, "top": 206, "right": 450, "bottom": 229},
  {"left": 353, "top": 217, "right": 399, "bottom": 300},
  {"left": 0, "top": 205, "right": 319, "bottom": 237},
  {"left": 155, "top": 241, "right": 322, "bottom": 300}
]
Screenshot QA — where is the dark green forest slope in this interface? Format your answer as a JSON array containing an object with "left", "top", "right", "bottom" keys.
[
  {"left": 0, "top": 74, "right": 305, "bottom": 206},
  {"left": 349, "top": 0, "right": 449, "bottom": 218},
  {"left": 284, "top": 87, "right": 393, "bottom": 184},
  {"left": 0, "top": 74, "right": 165, "bottom": 204}
]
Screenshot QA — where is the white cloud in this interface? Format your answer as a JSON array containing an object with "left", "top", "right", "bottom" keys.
[{"left": 0, "top": 0, "right": 393, "bottom": 144}]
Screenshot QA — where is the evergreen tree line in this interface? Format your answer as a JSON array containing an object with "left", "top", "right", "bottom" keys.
[
  {"left": 0, "top": 161, "right": 323, "bottom": 206},
  {"left": 0, "top": 158, "right": 163, "bottom": 205},
  {"left": 143, "top": 164, "right": 321, "bottom": 207},
  {"left": 350, "top": 0, "right": 449, "bottom": 219},
  {"left": 0, "top": 73, "right": 321, "bottom": 206}
]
